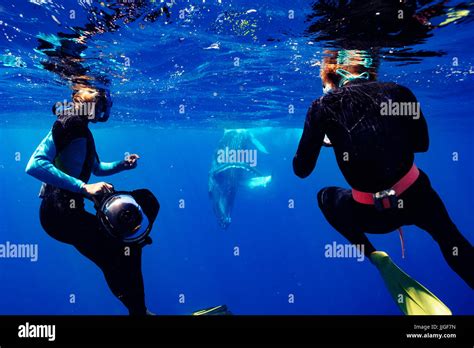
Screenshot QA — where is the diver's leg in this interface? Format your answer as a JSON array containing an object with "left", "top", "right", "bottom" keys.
[
  {"left": 96, "top": 240, "right": 147, "bottom": 316},
  {"left": 68, "top": 213, "right": 147, "bottom": 315},
  {"left": 317, "top": 186, "right": 407, "bottom": 257},
  {"left": 40, "top": 199, "right": 147, "bottom": 314},
  {"left": 317, "top": 187, "right": 377, "bottom": 256},
  {"left": 316, "top": 187, "right": 452, "bottom": 315},
  {"left": 413, "top": 182, "right": 474, "bottom": 289}
]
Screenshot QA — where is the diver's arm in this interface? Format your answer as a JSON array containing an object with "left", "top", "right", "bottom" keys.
[
  {"left": 400, "top": 85, "right": 429, "bottom": 153},
  {"left": 25, "top": 131, "right": 85, "bottom": 193},
  {"left": 293, "top": 100, "right": 325, "bottom": 178},
  {"left": 92, "top": 157, "right": 124, "bottom": 176},
  {"left": 92, "top": 153, "right": 139, "bottom": 176},
  {"left": 412, "top": 109, "right": 429, "bottom": 152}
]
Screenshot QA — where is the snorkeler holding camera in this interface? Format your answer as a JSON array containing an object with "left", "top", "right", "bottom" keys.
[{"left": 26, "top": 87, "right": 159, "bottom": 315}]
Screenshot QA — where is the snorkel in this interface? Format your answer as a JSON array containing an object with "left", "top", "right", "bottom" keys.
[
  {"left": 335, "top": 51, "right": 373, "bottom": 87},
  {"left": 335, "top": 69, "right": 370, "bottom": 87},
  {"left": 90, "top": 88, "right": 113, "bottom": 123},
  {"left": 321, "top": 49, "right": 376, "bottom": 92}
]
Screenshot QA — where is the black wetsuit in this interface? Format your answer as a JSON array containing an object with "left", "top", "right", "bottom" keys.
[
  {"left": 37, "top": 118, "right": 148, "bottom": 315},
  {"left": 294, "top": 80, "right": 473, "bottom": 289}
]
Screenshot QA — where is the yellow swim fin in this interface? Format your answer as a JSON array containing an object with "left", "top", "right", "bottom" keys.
[
  {"left": 439, "top": 9, "right": 470, "bottom": 27},
  {"left": 370, "top": 251, "right": 452, "bottom": 315},
  {"left": 191, "top": 305, "right": 232, "bottom": 316}
]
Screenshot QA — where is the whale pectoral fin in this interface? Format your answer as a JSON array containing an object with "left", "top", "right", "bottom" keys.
[
  {"left": 244, "top": 175, "right": 272, "bottom": 189},
  {"left": 250, "top": 134, "right": 269, "bottom": 154},
  {"left": 208, "top": 177, "right": 214, "bottom": 195}
]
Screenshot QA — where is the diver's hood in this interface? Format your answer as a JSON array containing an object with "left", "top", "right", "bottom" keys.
[{"left": 94, "top": 189, "right": 159, "bottom": 244}]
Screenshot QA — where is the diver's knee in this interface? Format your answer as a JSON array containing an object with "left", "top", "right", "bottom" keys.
[
  {"left": 317, "top": 186, "right": 336, "bottom": 211},
  {"left": 317, "top": 187, "right": 327, "bottom": 208}
]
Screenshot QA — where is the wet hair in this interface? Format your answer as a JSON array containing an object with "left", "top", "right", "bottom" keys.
[
  {"left": 321, "top": 49, "right": 379, "bottom": 89},
  {"left": 72, "top": 87, "right": 99, "bottom": 104}
]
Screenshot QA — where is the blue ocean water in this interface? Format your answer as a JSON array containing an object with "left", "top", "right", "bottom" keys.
[{"left": 0, "top": 0, "right": 473, "bottom": 315}]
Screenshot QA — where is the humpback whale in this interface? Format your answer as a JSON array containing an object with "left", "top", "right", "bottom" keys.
[{"left": 208, "top": 129, "right": 272, "bottom": 229}]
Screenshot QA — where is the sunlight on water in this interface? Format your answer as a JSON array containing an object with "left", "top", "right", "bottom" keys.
[{"left": 0, "top": 0, "right": 473, "bottom": 124}]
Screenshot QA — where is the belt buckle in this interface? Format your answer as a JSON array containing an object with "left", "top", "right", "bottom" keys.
[{"left": 373, "top": 189, "right": 397, "bottom": 211}]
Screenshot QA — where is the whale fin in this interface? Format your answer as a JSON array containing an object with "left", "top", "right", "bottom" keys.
[
  {"left": 245, "top": 175, "right": 272, "bottom": 189},
  {"left": 249, "top": 133, "right": 269, "bottom": 154}
]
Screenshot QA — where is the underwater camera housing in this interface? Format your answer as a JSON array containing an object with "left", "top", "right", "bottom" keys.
[{"left": 94, "top": 189, "right": 160, "bottom": 244}]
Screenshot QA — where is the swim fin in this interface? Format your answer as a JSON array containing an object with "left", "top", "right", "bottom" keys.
[
  {"left": 370, "top": 251, "right": 452, "bottom": 315},
  {"left": 191, "top": 305, "right": 232, "bottom": 316}
]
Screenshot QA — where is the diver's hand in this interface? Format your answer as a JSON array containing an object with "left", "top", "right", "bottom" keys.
[
  {"left": 81, "top": 182, "right": 114, "bottom": 196},
  {"left": 123, "top": 154, "right": 140, "bottom": 170}
]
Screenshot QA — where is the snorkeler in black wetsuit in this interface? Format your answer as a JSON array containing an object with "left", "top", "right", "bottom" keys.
[
  {"left": 293, "top": 51, "right": 473, "bottom": 300},
  {"left": 26, "top": 88, "right": 154, "bottom": 315}
]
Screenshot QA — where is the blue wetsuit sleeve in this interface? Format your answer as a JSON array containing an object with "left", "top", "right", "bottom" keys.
[
  {"left": 92, "top": 156, "right": 124, "bottom": 176},
  {"left": 25, "top": 131, "right": 85, "bottom": 193}
]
